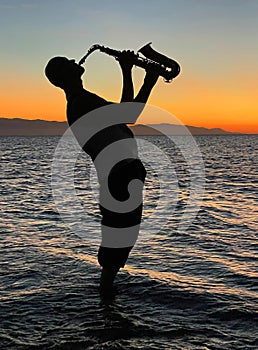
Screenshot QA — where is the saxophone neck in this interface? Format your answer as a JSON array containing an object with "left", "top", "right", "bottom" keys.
[
  {"left": 78, "top": 44, "right": 121, "bottom": 65},
  {"left": 78, "top": 44, "right": 102, "bottom": 65}
]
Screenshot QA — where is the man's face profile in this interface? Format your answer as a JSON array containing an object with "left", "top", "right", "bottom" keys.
[{"left": 45, "top": 56, "right": 85, "bottom": 88}]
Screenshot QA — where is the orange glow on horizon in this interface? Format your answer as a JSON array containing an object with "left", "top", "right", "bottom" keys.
[{"left": 1, "top": 72, "right": 258, "bottom": 134}]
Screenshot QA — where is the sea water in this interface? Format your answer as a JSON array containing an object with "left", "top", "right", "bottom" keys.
[{"left": 0, "top": 135, "right": 257, "bottom": 349}]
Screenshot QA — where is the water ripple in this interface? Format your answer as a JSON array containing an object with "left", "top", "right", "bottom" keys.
[{"left": 0, "top": 135, "right": 258, "bottom": 349}]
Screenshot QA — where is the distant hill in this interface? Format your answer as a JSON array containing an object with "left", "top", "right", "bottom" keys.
[
  {"left": 0, "top": 118, "right": 239, "bottom": 136},
  {"left": 131, "top": 123, "right": 237, "bottom": 135},
  {"left": 0, "top": 118, "right": 67, "bottom": 136}
]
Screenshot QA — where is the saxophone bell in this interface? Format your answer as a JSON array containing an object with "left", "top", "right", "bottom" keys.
[{"left": 138, "top": 42, "right": 181, "bottom": 82}]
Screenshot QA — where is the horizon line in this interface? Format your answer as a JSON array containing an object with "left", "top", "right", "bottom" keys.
[{"left": 1, "top": 116, "right": 255, "bottom": 134}]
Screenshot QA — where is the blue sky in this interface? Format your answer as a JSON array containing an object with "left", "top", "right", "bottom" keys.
[{"left": 1, "top": 0, "right": 258, "bottom": 74}]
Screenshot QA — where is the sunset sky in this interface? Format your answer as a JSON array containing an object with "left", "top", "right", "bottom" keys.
[{"left": 1, "top": 0, "right": 258, "bottom": 133}]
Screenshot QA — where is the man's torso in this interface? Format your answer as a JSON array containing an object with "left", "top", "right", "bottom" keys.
[{"left": 66, "top": 90, "right": 139, "bottom": 178}]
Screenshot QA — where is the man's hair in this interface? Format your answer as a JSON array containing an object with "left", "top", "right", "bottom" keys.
[{"left": 45, "top": 57, "right": 67, "bottom": 88}]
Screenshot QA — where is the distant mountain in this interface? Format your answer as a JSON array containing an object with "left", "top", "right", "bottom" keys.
[
  {"left": 130, "top": 123, "right": 237, "bottom": 135},
  {"left": 0, "top": 118, "right": 239, "bottom": 136},
  {"left": 0, "top": 118, "right": 67, "bottom": 136}
]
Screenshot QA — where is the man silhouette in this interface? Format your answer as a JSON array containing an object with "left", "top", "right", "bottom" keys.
[{"left": 45, "top": 51, "right": 159, "bottom": 291}]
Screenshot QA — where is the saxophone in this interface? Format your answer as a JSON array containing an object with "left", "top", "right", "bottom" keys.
[{"left": 78, "top": 43, "right": 180, "bottom": 82}]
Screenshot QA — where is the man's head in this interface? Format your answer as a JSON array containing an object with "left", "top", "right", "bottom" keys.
[{"left": 45, "top": 56, "right": 85, "bottom": 90}]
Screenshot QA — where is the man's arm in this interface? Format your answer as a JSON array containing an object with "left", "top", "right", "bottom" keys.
[
  {"left": 123, "top": 69, "right": 159, "bottom": 124},
  {"left": 134, "top": 69, "right": 159, "bottom": 103},
  {"left": 118, "top": 51, "right": 159, "bottom": 104},
  {"left": 118, "top": 51, "right": 135, "bottom": 102},
  {"left": 120, "top": 66, "right": 134, "bottom": 102},
  {"left": 117, "top": 53, "right": 160, "bottom": 123}
]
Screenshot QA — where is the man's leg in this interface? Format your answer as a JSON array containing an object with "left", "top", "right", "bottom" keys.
[
  {"left": 100, "top": 266, "right": 120, "bottom": 290},
  {"left": 98, "top": 246, "right": 132, "bottom": 290},
  {"left": 98, "top": 159, "right": 146, "bottom": 290}
]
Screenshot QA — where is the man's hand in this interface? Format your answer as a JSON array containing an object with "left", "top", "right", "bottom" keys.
[{"left": 117, "top": 50, "right": 135, "bottom": 71}]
